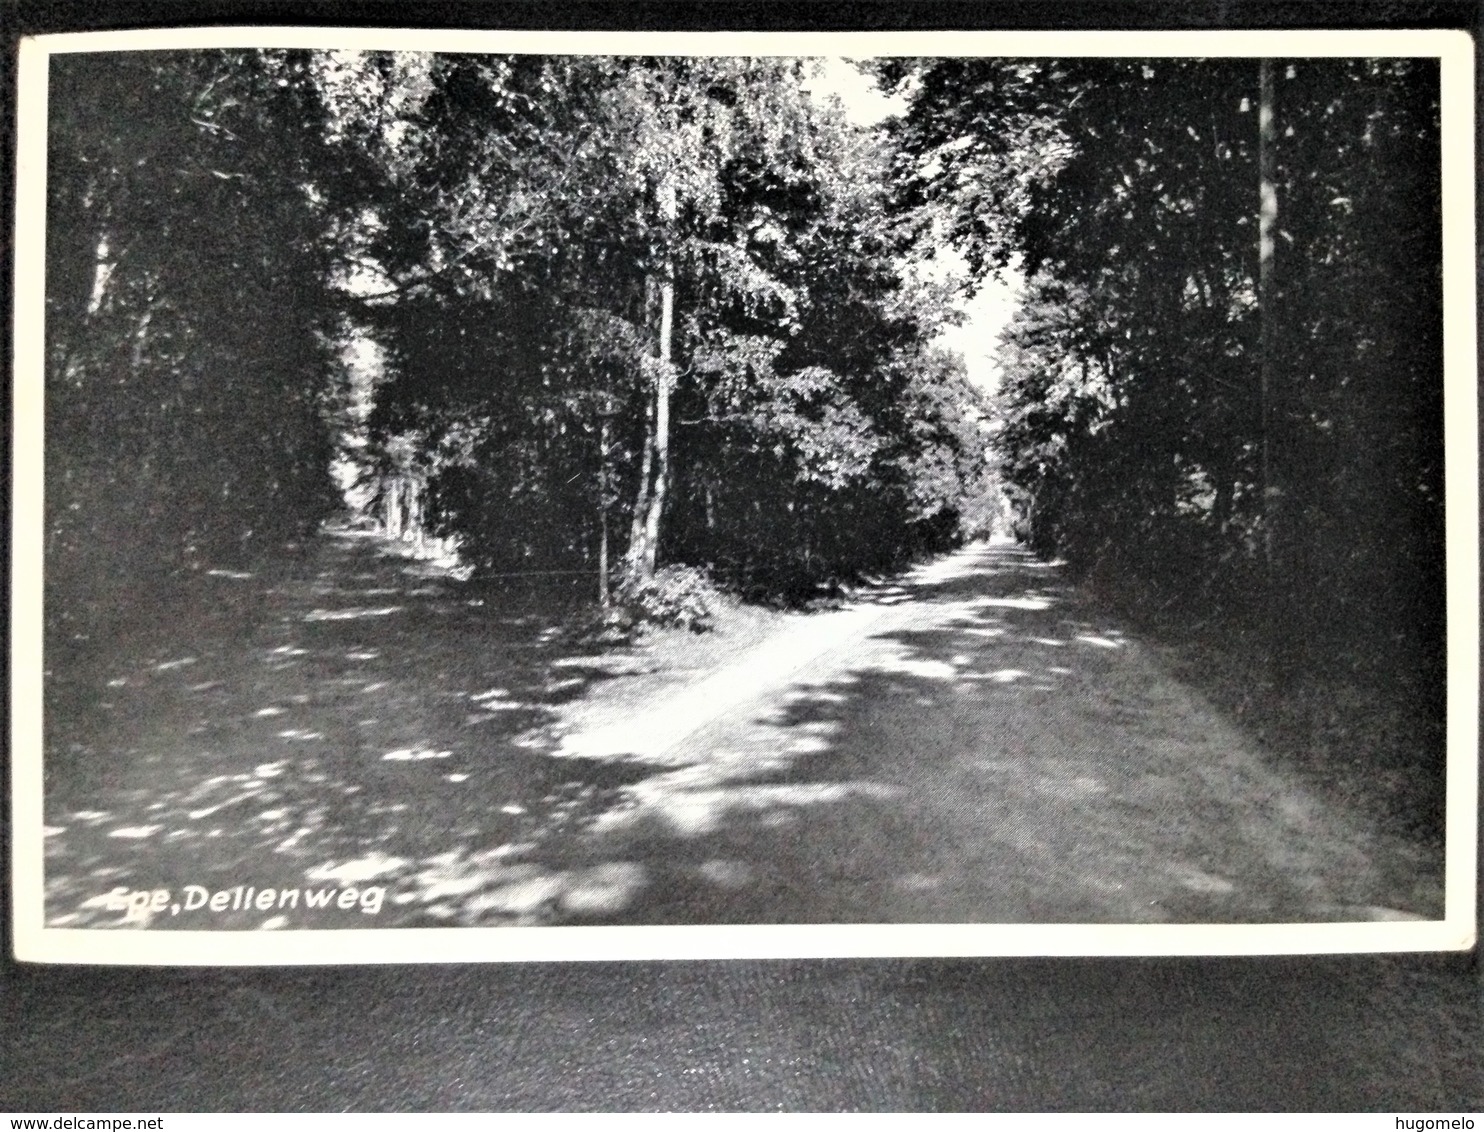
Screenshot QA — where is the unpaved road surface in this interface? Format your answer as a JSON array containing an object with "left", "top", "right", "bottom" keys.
[
  {"left": 40, "top": 530, "right": 1442, "bottom": 929},
  {"left": 544, "top": 541, "right": 1442, "bottom": 925}
]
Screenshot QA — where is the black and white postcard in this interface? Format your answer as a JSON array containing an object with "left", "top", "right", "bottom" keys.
[{"left": 11, "top": 27, "right": 1477, "bottom": 964}]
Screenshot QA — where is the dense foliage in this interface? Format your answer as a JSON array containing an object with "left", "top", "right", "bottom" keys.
[
  {"left": 343, "top": 55, "right": 995, "bottom": 602},
  {"left": 46, "top": 51, "right": 995, "bottom": 642},
  {"left": 880, "top": 58, "right": 1446, "bottom": 808},
  {"left": 46, "top": 51, "right": 348, "bottom": 638}
]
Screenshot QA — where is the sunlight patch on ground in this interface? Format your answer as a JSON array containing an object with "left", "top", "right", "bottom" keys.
[
  {"left": 598, "top": 780, "right": 899, "bottom": 838},
  {"left": 550, "top": 654, "right": 655, "bottom": 675},
  {"left": 557, "top": 604, "right": 892, "bottom": 761},
  {"left": 420, "top": 873, "right": 487, "bottom": 901},
  {"left": 784, "top": 730, "right": 834, "bottom": 754},
  {"left": 188, "top": 789, "right": 262, "bottom": 820},
  {"left": 107, "top": 825, "right": 161, "bottom": 839},
  {"left": 561, "top": 862, "right": 648, "bottom": 915},
  {"left": 303, "top": 606, "right": 404, "bottom": 621},
  {"left": 467, "top": 876, "right": 564, "bottom": 917},
  {"left": 276, "top": 827, "right": 313, "bottom": 853},
  {"left": 697, "top": 858, "right": 753, "bottom": 888},
  {"left": 877, "top": 656, "right": 959, "bottom": 680},
  {"left": 964, "top": 668, "right": 1031, "bottom": 684},
  {"left": 800, "top": 690, "right": 850, "bottom": 705},
  {"left": 1168, "top": 863, "right": 1237, "bottom": 894},
  {"left": 402, "top": 845, "right": 652, "bottom": 923},
  {"left": 1052, "top": 775, "right": 1108, "bottom": 797},
  {"left": 308, "top": 852, "right": 407, "bottom": 883},
  {"left": 975, "top": 596, "right": 1054, "bottom": 611},
  {"left": 902, "top": 546, "right": 999, "bottom": 584},
  {"left": 896, "top": 872, "right": 942, "bottom": 892},
  {"left": 1311, "top": 903, "right": 1430, "bottom": 922},
  {"left": 382, "top": 747, "right": 452, "bottom": 761}
]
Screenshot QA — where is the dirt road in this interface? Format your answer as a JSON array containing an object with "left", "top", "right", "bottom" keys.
[{"left": 40, "top": 528, "right": 1442, "bottom": 929}]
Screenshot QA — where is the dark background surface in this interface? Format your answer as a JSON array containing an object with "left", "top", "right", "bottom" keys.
[
  {"left": 1, "top": 956, "right": 1481, "bottom": 1110},
  {"left": 5, "top": 0, "right": 1482, "bottom": 1113}
]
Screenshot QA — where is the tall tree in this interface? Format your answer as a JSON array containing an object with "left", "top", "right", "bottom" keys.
[{"left": 47, "top": 50, "right": 349, "bottom": 638}]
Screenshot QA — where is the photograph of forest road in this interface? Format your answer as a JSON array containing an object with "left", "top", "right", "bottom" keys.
[{"left": 32, "top": 46, "right": 1454, "bottom": 938}]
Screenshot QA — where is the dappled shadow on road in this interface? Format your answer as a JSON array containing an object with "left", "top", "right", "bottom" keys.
[
  {"left": 43, "top": 538, "right": 1438, "bottom": 929},
  {"left": 403, "top": 541, "right": 1431, "bottom": 927},
  {"left": 43, "top": 527, "right": 683, "bottom": 929},
  {"left": 458, "top": 541, "right": 1197, "bottom": 926}
]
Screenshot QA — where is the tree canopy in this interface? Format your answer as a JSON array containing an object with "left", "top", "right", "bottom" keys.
[
  {"left": 878, "top": 56, "right": 1444, "bottom": 798},
  {"left": 341, "top": 54, "right": 996, "bottom": 599},
  {"left": 46, "top": 51, "right": 998, "bottom": 639}
]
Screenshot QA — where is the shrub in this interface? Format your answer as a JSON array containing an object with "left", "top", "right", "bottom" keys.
[{"left": 613, "top": 564, "right": 722, "bottom": 632}]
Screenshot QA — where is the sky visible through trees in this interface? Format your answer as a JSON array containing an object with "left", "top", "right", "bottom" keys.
[{"left": 43, "top": 50, "right": 1447, "bottom": 836}]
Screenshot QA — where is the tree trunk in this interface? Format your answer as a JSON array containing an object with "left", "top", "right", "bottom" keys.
[
  {"left": 625, "top": 385, "right": 656, "bottom": 578},
  {"left": 385, "top": 476, "right": 402, "bottom": 540},
  {"left": 129, "top": 307, "right": 153, "bottom": 374},
  {"left": 1259, "top": 58, "right": 1302, "bottom": 688},
  {"left": 1259, "top": 57, "right": 1278, "bottom": 595},
  {"left": 87, "top": 230, "right": 113, "bottom": 318},
  {"left": 640, "top": 241, "right": 675, "bottom": 578},
  {"left": 410, "top": 476, "right": 425, "bottom": 554},
  {"left": 1211, "top": 462, "right": 1234, "bottom": 541},
  {"left": 598, "top": 416, "right": 611, "bottom": 606},
  {"left": 624, "top": 173, "right": 678, "bottom": 584}
]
